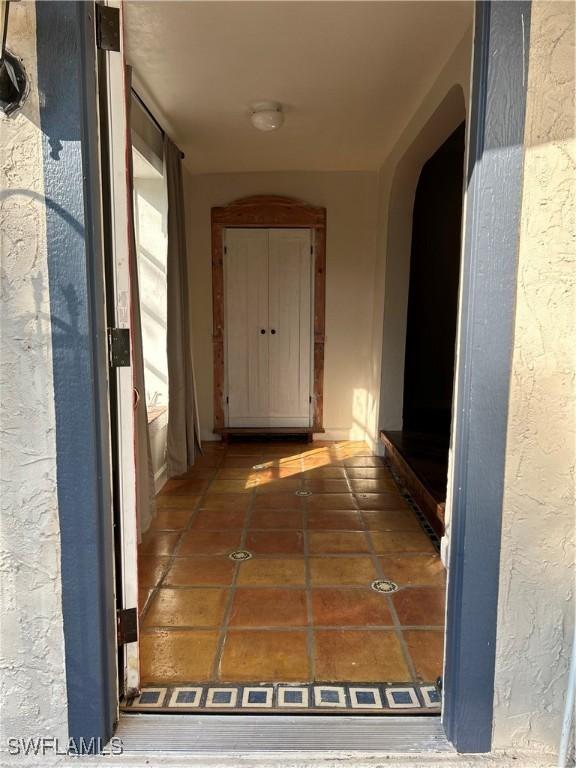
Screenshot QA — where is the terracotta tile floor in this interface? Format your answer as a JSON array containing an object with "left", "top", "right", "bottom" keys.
[{"left": 138, "top": 440, "right": 445, "bottom": 687}]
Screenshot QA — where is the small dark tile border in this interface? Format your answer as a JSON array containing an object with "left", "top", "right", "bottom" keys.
[
  {"left": 384, "top": 459, "right": 442, "bottom": 553},
  {"left": 122, "top": 681, "right": 441, "bottom": 714}
]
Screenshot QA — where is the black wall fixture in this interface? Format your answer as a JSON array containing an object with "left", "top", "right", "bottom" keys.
[{"left": 0, "top": 1, "right": 29, "bottom": 115}]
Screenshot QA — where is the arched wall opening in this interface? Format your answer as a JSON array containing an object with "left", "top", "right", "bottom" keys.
[
  {"left": 403, "top": 120, "right": 466, "bottom": 437},
  {"left": 378, "top": 84, "right": 467, "bottom": 434}
]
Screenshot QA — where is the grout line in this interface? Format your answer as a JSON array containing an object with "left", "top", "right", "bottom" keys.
[
  {"left": 207, "top": 452, "right": 263, "bottom": 681},
  {"left": 365, "top": 531, "right": 419, "bottom": 683},
  {"left": 140, "top": 451, "right": 225, "bottom": 624},
  {"left": 141, "top": 623, "right": 445, "bottom": 633},
  {"left": 361, "top": 467, "right": 420, "bottom": 684},
  {"left": 139, "top": 582, "right": 443, "bottom": 591},
  {"left": 353, "top": 454, "right": 420, "bottom": 684},
  {"left": 138, "top": 471, "right": 216, "bottom": 624},
  {"left": 145, "top": 549, "right": 439, "bottom": 559},
  {"left": 302, "top": 453, "right": 315, "bottom": 684},
  {"left": 346, "top": 463, "right": 420, "bottom": 683}
]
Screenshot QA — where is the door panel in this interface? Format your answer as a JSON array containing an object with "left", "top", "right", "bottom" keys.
[
  {"left": 225, "top": 229, "right": 269, "bottom": 425},
  {"left": 268, "top": 229, "right": 312, "bottom": 425},
  {"left": 98, "top": 1, "right": 140, "bottom": 697}
]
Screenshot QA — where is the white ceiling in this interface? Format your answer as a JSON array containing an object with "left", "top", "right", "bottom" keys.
[{"left": 124, "top": 1, "right": 472, "bottom": 173}]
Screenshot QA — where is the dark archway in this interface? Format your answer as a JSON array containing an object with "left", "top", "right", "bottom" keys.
[
  {"left": 403, "top": 122, "right": 465, "bottom": 436},
  {"left": 382, "top": 121, "right": 466, "bottom": 535}
]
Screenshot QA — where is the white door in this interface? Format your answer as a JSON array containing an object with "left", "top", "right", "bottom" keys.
[
  {"left": 268, "top": 229, "right": 312, "bottom": 424},
  {"left": 225, "top": 229, "right": 270, "bottom": 424},
  {"left": 224, "top": 228, "right": 312, "bottom": 428},
  {"left": 99, "top": 0, "right": 140, "bottom": 696}
]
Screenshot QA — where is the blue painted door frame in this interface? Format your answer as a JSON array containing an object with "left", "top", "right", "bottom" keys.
[
  {"left": 443, "top": 0, "right": 531, "bottom": 753},
  {"left": 36, "top": 0, "right": 118, "bottom": 749},
  {"left": 35, "top": 0, "right": 531, "bottom": 753}
]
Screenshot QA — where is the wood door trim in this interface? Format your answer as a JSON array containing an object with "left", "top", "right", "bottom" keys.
[{"left": 211, "top": 195, "right": 326, "bottom": 433}]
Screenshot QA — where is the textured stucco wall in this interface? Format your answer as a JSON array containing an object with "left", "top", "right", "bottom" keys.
[
  {"left": 0, "top": 0, "right": 68, "bottom": 751},
  {"left": 493, "top": 0, "right": 575, "bottom": 754}
]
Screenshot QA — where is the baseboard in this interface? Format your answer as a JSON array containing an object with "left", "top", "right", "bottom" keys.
[
  {"left": 201, "top": 430, "right": 222, "bottom": 442},
  {"left": 440, "top": 534, "right": 449, "bottom": 568},
  {"left": 201, "top": 427, "right": 377, "bottom": 445},
  {"left": 315, "top": 429, "right": 378, "bottom": 445},
  {"left": 314, "top": 429, "right": 350, "bottom": 441},
  {"left": 154, "top": 465, "right": 167, "bottom": 494}
]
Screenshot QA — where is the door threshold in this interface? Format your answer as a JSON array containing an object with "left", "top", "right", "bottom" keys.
[{"left": 115, "top": 713, "right": 452, "bottom": 754}]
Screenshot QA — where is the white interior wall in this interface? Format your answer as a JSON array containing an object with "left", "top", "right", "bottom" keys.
[
  {"left": 134, "top": 175, "right": 168, "bottom": 408},
  {"left": 370, "top": 30, "right": 471, "bottom": 581},
  {"left": 148, "top": 411, "right": 168, "bottom": 495},
  {"left": 372, "top": 29, "right": 472, "bottom": 439},
  {"left": 133, "top": 173, "right": 169, "bottom": 492},
  {"left": 184, "top": 171, "right": 379, "bottom": 443}
]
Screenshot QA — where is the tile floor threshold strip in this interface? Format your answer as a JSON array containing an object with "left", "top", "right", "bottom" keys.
[
  {"left": 123, "top": 682, "right": 440, "bottom": 713},
  {"left": 116, "top": 713, "right": 452, "bottom": 754}
]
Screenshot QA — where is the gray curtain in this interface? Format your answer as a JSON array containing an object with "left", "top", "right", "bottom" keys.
[
  {"left": 165, "top": 137, "right": 200, "bottom": 476},
  {"left": 125, "top": 66, "right": 156, "bottom": 534}
]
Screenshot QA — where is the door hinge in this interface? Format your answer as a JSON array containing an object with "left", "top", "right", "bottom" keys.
[
  {"left": 108, "top": 328, "right": 131, "bottom": 367},
  {"left": 224, "top": 246, "right": 228, "bottom": 255},
  {"left": 96, "top": 5, "right": 121, "bottom": 52},
  {"left": 226, "top": 395, "right": 229, "bottom": 404},
  {"left": 310, "top": 245, "right": 314, "bottom": 255},
  {"left": 117, "top": 608, "right": 138, "bottom": 645}
]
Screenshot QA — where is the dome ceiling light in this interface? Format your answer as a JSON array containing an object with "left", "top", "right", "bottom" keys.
[{"left": 250, "top": 101, "right": 284, "bottom": 132}]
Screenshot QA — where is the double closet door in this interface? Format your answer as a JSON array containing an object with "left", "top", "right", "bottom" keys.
[{"left": 224, "top": 228, "right": 313, "bottom": 427}]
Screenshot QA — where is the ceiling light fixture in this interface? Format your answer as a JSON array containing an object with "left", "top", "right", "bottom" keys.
[{"left": 250, "top": 101, "right": 284, "bottom": 132}]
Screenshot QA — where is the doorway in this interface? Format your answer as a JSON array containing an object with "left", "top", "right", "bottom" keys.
[
  {"left": 34, "top": 0, "right": 533, "bottom": 753},
  {"left": 403, "top": 122, "right": 465, "bottom": 438},
  {"left": 211, "top": 195, "right": 327, "bottom": 435},
  {"left": 128, "top": 192, "right": 445, "bottom": 713},
  {"left": 382, "top": 122, "right": 466, "bottom": 535},
  {"left": 224, "top": 228, "right": 312, "bottom": 429}
]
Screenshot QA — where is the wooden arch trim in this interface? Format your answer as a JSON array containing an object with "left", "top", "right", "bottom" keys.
[{"left": 211, "top": 195, "right": 326, "bottom": 433}]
